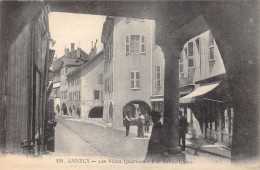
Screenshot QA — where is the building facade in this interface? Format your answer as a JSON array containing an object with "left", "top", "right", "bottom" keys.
[
  {"left": 101, "top": 17, "right": 154, "bottom": 127},
  {"left": 179, "top": 30, "right": 232, "bottom": 147},
  {"left": 1, "top": 5, "right": 54, "bottom": 154},
  {"left": 149, "top": 29, "right": 232, "bottom": 147},
  {"left": 59, "top": 44, "right": 89, "bottom": 116},
  {"left": 80, "top": 50, "right": 104, "bottom": 119},
  {"left": 51, "top": 57, "right": 62, "bottom": 115}
]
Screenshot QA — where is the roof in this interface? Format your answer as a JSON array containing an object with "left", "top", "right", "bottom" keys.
[
  {"left": 67, "top": 50, "right": 104, "bottom": 77},
  {"left": 63, "top": 57, "right": 83, "bottom": 66},
  {"left": 51, "top": 57, "right": 63, "bottom": 72},
  {"left": 61, "top": 48, "right": 89, "bottom": 66}
]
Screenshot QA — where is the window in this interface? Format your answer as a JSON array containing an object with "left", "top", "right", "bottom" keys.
[
  {"left": 141, "top": 35, "right": 145, "bottom": 53},
  {"left": 69, "top": 93, "right": 72, "bottom": 101},
  {"left": 109, "top": 75, "right": 113, "bottom": 92},
  {"left": 130, "top": 35, "right": 140, "bottom": 53},
  {"left": 125, "top": 35, "right": 146, "bottom": 54},
  {"left": 65, "top": 68, "right": 67, "bottom": 74},
  {"left": 155, "top": 66, "right": 161, "bottom": 87},
  {"left": 209, "top": 31, "right": 215, "bottom": 61},
  {"left": 125, "top": 35, "right": 130, "bottom": 53},
  {"left": 179, "top": 54, "right": 184, "bottom": 74},
  {"left": 79, "top": 91, "right": 81, "bottom": 100},
  {"left": 188, "top": 42, "right": 193, "bottom": 57},
  {"left": 107, "top": 45, "right": 110, "bottom": 62},
  {"left": 131, "top": 71, "right": 140, "bottom": 89},
  {"left": 195, "top": 38, "right": 200, "bottom": 55},
  {"left": 94, "top": 90, "right": 100, "bottom": 100},
  {"left": 187, "top": 42, "right": 194, "bottom": 68},
  {"left": 110, "top": 43, "right": 113, "bottom": 59},
  {"left": 100, "top": 91, "right": 103, "bottom": 100},
  {"left": 209, "top": 47, "right": 214, "bottom": 61},
  {"left": 111, "top": 74, "right": 113, "bottom": 91}
]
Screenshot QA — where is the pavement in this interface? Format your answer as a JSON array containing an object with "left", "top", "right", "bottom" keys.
[{"left": 51, "top": 114, "right": 230, "bottom": 163}]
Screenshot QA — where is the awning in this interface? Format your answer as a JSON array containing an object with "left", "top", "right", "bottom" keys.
[
  {"left": 150, "top": 95, "right": 164, "bottom": 102},
  {"left": 180, "top": 82, "right": 220, "bottom": 103},
  {"left": 53, "top": 82, "right": 61, "bottom": 88}
]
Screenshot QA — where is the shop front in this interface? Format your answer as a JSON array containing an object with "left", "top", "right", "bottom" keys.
[{"left": 180, "top": 81, "right": 233, "bottom": 148}]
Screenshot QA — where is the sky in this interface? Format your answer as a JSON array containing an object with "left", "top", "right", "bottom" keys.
[{"left": 49, "top": 12, "right": 106, "bottom": 58}]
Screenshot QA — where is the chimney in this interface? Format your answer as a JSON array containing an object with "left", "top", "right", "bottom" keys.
[{"left": 71, "top": 43, "right": 75, "bottom": 52}]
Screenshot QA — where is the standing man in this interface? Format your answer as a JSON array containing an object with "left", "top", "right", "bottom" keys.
[
  {"left": 179, "top": 111, "right": 189, "bottom": 151},
  {"left": 124, "top": 110, "right": 131, "bottom": 137}
]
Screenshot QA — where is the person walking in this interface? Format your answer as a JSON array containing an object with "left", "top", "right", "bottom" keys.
[
  {"left": 179, "top": 111, "right": 189, "bottom": 151},
  {"left": 137, "top": 113, "right": 144, "bottom": 137},
  {"left": 144, "top": 111, "right": 150, "bottom": 133},
  {"left": 124, "top": 110, "right": 131, "bottom": 137}
]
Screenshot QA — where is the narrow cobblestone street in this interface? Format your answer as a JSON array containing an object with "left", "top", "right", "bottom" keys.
[{"left": 53, "top": 115, "right": 230, "bottom": 163}]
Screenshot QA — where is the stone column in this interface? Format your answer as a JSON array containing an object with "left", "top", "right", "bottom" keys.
[
  {"left": 202, "top": 3, "right": 259, "bottom": 161},
  {"left": 157, "top": 36, "right": 184, "bottom": 153}
]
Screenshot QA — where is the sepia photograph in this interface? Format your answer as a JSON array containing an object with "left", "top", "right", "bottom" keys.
[{"left": 0, "top": 0, "right": 259, "bottom": 169}]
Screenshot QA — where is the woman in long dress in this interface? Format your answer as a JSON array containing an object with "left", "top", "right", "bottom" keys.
[{"left": 137, "top": 113, "right": 144, "bottom": 137}]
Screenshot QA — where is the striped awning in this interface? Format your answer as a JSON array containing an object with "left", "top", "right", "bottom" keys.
[{"left": 180, "top": 82, "right": 220, "bottom": 103}]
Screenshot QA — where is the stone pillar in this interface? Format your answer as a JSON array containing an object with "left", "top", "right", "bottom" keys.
[
  {"left": 157, "top": 36, "right": 184, "bottom": 153},
  {"left": 203, "top": 2, "right": 259, "bottom": 161}
]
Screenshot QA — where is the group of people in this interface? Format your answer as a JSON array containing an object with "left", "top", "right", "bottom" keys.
[
  {"left": 123, "top": 110, "right": 150, "bottom": 138},
  {"left": 137, "top": 111, "right": 150, "bottom": 138},
  {"left": 145, "top": 110, "right": 188, "bottom": 161},
  {"left": 124, "top": 109, "right": 189, "bottom": 161}
]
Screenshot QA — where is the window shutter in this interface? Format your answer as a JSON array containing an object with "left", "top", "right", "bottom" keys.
[
  {"left": 141, "top": 35, "right": 145, "bottom": 53},
  {"left": 125, "top": 35, "right": 130, "bottom": 54},
  {"left": 156, "top": 66, "right": 161, "bottom": 87},
  {"left": 131, "top": 72, "right": 135, "bottom": 88},
  {"left": 136, "top": 72, "right": 140, "bottom": 88},
  {"left": 111, "top": 74, "right": 114, "bottom": 91},
  {"left": 107, "top": 46, "right": 110, "bottom": 62},
  {"left": 100, "top": 91, "right": 103, "bottom": 100},
  {"left": 111, "top": 43, "right": 113, "bottom": 58}
]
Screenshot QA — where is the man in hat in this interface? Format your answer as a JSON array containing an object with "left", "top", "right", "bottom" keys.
[{"left": 145, "top": 110, "right": 166, "bottom": 162}]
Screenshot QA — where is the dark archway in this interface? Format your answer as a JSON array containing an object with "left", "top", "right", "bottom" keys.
[
  {"left": 89, "top": 106, "right": 103, "bottom": 118},
  {"left": 123, "top": 100, "right": 151, "bottom": 126}
]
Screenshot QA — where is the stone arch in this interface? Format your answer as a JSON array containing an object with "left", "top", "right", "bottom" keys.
[
  {"left": 89, "top": 106, "right": 103, "bottom": 118},
  {"left": 123, "top": 100, "right": 151, "bottom": 125}
]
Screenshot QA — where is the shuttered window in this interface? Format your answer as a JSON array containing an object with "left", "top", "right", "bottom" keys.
[
  {"left": 141, "top": 35, "right": 146, "bottom": 53},
  {"left": 155, "top": 66, "right": 161, "bottom": 87},
  {"left": 125, "top": 35, "right": 130, "bottom": 53},
  {"left": 131, "top": 71, "right": 140, "bottom": 89}
]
